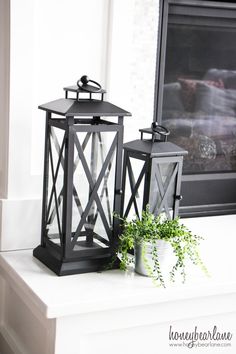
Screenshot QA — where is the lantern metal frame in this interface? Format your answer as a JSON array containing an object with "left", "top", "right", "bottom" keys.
[
  {"left": 121, "top": 129, "right": 188, "bottom": 220},
  {"left": 33, "top": 87, "right": 131, "bottom": 275}
]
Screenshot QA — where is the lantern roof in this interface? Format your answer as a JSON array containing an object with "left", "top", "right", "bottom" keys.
[
  {"left": 38, "top": 98, "right": 131, "bottom": 117},
  {"left": 123, "top": 140, "right": 188, "bottom": 158}
]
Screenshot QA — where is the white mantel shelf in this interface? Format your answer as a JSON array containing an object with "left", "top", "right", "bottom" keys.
[
  {"left": 0, "top": 250, "right": 236, "bottom": 320},
  {"left": 1, "top": 226, "right": 236, "bottom": 354}
]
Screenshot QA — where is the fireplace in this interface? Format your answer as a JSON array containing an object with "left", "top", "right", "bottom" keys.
[{"left": 154, "top": 0, "right": 236, "bottom": 217}]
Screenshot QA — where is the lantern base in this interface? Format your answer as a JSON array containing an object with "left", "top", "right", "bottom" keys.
[{"left": 33, "top": 246, "right": 119, "bottom": 276}]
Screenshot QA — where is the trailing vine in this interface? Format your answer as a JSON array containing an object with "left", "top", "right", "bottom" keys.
[{"left": 117, "top": 207, "right": 209, "bottom": 287}]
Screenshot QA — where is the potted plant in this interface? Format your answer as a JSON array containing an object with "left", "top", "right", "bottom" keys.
[{"left": 117, "top": 207, "right": 209, "bottom": 287}]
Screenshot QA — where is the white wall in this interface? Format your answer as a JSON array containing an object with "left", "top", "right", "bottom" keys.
[
  {"left": 9, "top": 0, "right": 110, "bottom": 198},
  {"left": 107, "top": 0, "right": 159, "bottom": 142},
  {"left": 30, "top": 0, "right": 111, "bottom": 176},
  {"left": 0, "top": 0, "right": 111, "bottom": 250}
]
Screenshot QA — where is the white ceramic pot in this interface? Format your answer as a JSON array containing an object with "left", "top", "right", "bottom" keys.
[{"left": 134, "top": 239, "right": 176, "bottom": 278}]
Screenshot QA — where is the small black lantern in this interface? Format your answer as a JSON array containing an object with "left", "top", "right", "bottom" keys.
[
  {"left": 121, "top": 127, "right": 188, "bottom": 220},
  {"left": 33, "top": 78, "right": 131, "bottom": 275}
]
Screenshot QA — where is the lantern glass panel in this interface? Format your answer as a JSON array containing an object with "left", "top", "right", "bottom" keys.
[
  {"left": 46, "top": 127, "right": 65, "bottom": 247},
  {"left": 123, "top": 157, "right": 146, "bottom": 220},
  {"left": 70, "top": 130, "right": 117, "bottom": 254},
  {"left": 149, "top": 161, "right": 177, "bottom": 219}
]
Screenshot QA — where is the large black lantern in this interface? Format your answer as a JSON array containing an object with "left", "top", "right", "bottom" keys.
[
  {"left": 121, "top": 127, "right": 187, "bottom": 220},
  {"left": 33, "top": 79, "right": 131, "bottom": 275}
]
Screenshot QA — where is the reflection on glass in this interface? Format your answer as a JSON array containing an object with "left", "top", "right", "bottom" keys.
[{"left": 162, "top": 23, "right": 236, "bottom": 174}]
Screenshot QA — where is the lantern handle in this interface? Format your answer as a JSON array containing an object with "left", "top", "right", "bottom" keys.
[
  {"left": 77, "top": 75, "right": 102, "bottom": 93},
  {"left": 151, "top": 122, "right": 170, "bottom": 137}
]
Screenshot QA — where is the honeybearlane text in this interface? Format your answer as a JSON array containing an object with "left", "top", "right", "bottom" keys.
[{"left": 169, "top": 325, "right": 233, "bottom": 348}]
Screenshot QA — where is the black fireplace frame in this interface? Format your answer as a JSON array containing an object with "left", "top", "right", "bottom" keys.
[{"left": 154, "top": 0, "right": 236, "bottom": 217}]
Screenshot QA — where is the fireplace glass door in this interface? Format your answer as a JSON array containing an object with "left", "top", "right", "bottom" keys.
[{"left": 156, "top": 0, "right": 236, "bottom": 216}]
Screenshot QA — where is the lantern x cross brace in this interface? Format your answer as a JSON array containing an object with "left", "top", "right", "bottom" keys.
[{"left": 71, "top": 132, "right": 118, "bottom": 249}]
